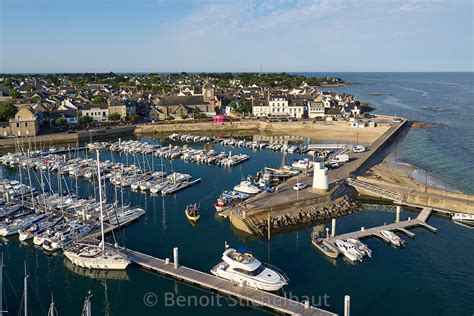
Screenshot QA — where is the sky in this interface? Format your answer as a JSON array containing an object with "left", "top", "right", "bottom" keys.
[{"left": 0, "top": 0, "right": 473, "bottom": 73}]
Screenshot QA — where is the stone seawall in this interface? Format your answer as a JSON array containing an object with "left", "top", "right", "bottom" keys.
[
  {"left": 254, "top": 196, "right": 360, "bottom": 233},
  {"left": 355, "top": 176, "right": 474, "bottom": 213}
]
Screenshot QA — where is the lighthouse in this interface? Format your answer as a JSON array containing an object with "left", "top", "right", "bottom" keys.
[{"left": 312, "top": 162, "right": 329, "bottom": 192}]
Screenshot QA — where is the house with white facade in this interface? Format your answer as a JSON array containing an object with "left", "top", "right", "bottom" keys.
[
  {"left": 252, "top": 99, "right": 270, "bottom": 117},
  {"left": 80, "top": 104, "right": 109, "bottom": 122},
  {"left": 269, "top": 95, "right": 288, "bottom": 116}
]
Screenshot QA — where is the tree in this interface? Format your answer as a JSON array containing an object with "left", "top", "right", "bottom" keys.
[
  {"left": 92, "top": 95, "right": 107, "bottom": 104},
  {"left": 8, "top": 89, "right": 22, "bottom": 99},
  {"left": 109, "top": 112, "right": 121, "bottom": 121},
  {"left": 180, "top": 114, "right": 188, "bottom": 120},
  {"left": 126, "top": 114, "right": 139, "bottom": 122},
  {"left": 0, "top": 100, "right": 17, "bottom": 121},
  {"left": 79, "top": 115, "right": 93, "bottom": 125},
  {"left": 230, "top": 99, "right": 252, "bottom": 115},
  {"left": 53, "top": 117, "right": 67, "bottom": 127}
]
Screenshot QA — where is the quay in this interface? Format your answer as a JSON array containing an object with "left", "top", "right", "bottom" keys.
[
  {"left": 227, "top": 118, "right": 409, "bottom": 235},
  {"left": 328, "top": 207, "right": 437, "bottom": 243},
  {"left": 119, "top": 246, "right": 338, "bottom": 316}
]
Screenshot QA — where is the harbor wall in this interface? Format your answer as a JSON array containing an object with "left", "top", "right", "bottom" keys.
[
  {"left": 350, "top": 119, "right": 408, "bottom": 177},
  {"left": 355, "top": 176, "right": 474, "bottom": 213}
]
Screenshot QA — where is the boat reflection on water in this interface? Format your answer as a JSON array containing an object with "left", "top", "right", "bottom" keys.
[{"left": 63, "top": 258, "right": 130, "bottom": 281}]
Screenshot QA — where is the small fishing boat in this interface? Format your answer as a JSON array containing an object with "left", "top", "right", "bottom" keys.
[
  {"left": 185, "top": 204, "right": 200, "bottom": 221},
  {"left": 214, "top": 195, "right": 240, "bottom": 212},
  {"left": 311, "top": 236, "right": 339, "bottom": 259}
]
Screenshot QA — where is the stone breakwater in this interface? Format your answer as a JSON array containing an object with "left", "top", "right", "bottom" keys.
[{"left": 253, "top": 197, "right": 360, "bottom": 233}]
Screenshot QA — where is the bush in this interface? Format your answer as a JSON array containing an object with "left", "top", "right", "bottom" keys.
[
  {"left": 53, "top": 117, "right": 67, "bottom": 127},
  {"left": 109, "top": 112, "right": 121, "bottom": 121},
  {"left": 79, "top": 115, "right": 93, "bottom": 125}
]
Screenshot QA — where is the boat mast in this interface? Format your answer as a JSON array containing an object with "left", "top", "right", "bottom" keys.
[
  {"left": 47, "top": 292, "right": 55, "bottom": 316},
  {"left": 0, "top": 253, "right": 4, "bottom": 315},
  {"left": 23, "top": 261, "right": 28, "bottom": 316},
  {"left": 26, "top": 150, "right": 35, "bottom": 210},
  {"left": 96, "top": 150, "right": 105, "bottom": 252},
  {"left": 81, "top": 291, "right": 92, "bottom": 316}
]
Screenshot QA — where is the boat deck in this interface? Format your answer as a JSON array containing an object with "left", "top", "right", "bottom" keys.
[{"left": 121, "top": 247, "right": 337, "bottom": 316}]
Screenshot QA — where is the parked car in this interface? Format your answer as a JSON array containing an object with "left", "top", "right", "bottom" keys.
[{"left": 293, "top": 183, "right": 307, "bottom": 191}]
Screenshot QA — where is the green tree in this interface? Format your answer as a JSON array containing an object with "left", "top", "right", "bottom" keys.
[
  {"left": 92, "top": 95, "right": 107, "bottom": 104},
  {"left": 0, "top": 100, "right": 17, "bottom": 121},
  {"left": 126, "top": 114, "right": 139, "bottom": 122},
  {"left": 180, "top": 114, "right": 188, "bottom": 120},
  {"left": 230, "top": 99, "right": 252, "bottom": 114},
  {"left": 8, "top": 89, "right": 22, "bottom": 99},
  {"left": 79, "top": 115, "right": 93, "bottom": 125},
  {"left": 53, "top": 117, "right": 67, "bottom": 127},
  {"left": 108, "top": 112, "right": 121, "bottom": 121}
]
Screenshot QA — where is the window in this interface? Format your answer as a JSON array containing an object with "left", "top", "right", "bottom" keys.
[
  {"left": 25, "top": 122, "right": 28, "bottom": 127},
  {"left": 16, "top": 123, "right": 19, "bottom": 128}
]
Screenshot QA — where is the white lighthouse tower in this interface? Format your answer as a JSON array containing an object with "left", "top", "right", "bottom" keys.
[{"left": 312, "top": 161, "right": 329, "bottom": 192}]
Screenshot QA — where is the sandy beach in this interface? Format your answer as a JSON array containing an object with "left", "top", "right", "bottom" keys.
[{"left": 360, "top": 155, "right": 474, "bottom": 209}]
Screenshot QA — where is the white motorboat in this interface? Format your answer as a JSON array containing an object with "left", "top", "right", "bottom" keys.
[
  {"left": 346, "top": 238, "right": 372, "bottom": 258},
  {"left": 211, "top": 247, "right": 288, "bottom": 291},
  {"left": 233, "top": 181, "right": 261, "bottom": 195},
  {"left": 451, "top": 213, "right": 474, "bottom": 226},
  {"left": 335, "top": 240, "right": 363, "bottom": 262},
  {"left": 380, "top": 230, "right": 405, "bottom": 247}
]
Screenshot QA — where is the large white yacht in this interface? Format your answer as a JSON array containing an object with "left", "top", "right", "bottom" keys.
[
  {"left": 233, "top": 181, "right": 261, "bottom": 195},
  {"left": 211, "top": 247, "right": 288, "bottom": 291}
]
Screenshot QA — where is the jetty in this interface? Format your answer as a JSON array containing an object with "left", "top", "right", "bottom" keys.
[
  {"left": 119, "top": 247, "right": 337, "bottom": 316},
  {"left": 328, "top": 207, "right": 437, "bottom": 243}
]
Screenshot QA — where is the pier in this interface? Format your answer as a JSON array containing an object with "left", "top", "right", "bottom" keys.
[
  {"left": 119, "top": 247, "right": 337, "bottom": 316},
  {"left": 328, "top": 207, "right": 437, "bottom": 243}
]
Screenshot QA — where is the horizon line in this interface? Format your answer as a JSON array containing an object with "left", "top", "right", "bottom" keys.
[{"left": 1, "top": 70, "right": 473, "bottom": 75}]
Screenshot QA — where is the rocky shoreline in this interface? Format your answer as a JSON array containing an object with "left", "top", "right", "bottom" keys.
[{"left": 253, "top": 197, "right": 360, "bottom": 233}]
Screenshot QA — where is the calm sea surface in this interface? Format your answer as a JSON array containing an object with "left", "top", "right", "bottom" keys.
[{"left": 1, "top": 73, "right": 473, "bottom": 316}]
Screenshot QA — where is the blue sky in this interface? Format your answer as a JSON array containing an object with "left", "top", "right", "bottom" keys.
[{"left": 1, "top": 0, "right": 472, "bottom": 73}]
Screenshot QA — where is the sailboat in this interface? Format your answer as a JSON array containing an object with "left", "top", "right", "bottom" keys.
[{"left": 63, "top": 150, "right": 130, "bottom": 270}]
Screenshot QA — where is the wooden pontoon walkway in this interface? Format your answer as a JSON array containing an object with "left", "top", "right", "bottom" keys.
[
  {"left": 329, "top": 207, "right": 437, "bottom": 242},
  {"left": 122, "top": 248, "right": 337, "bottom": 316}
]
